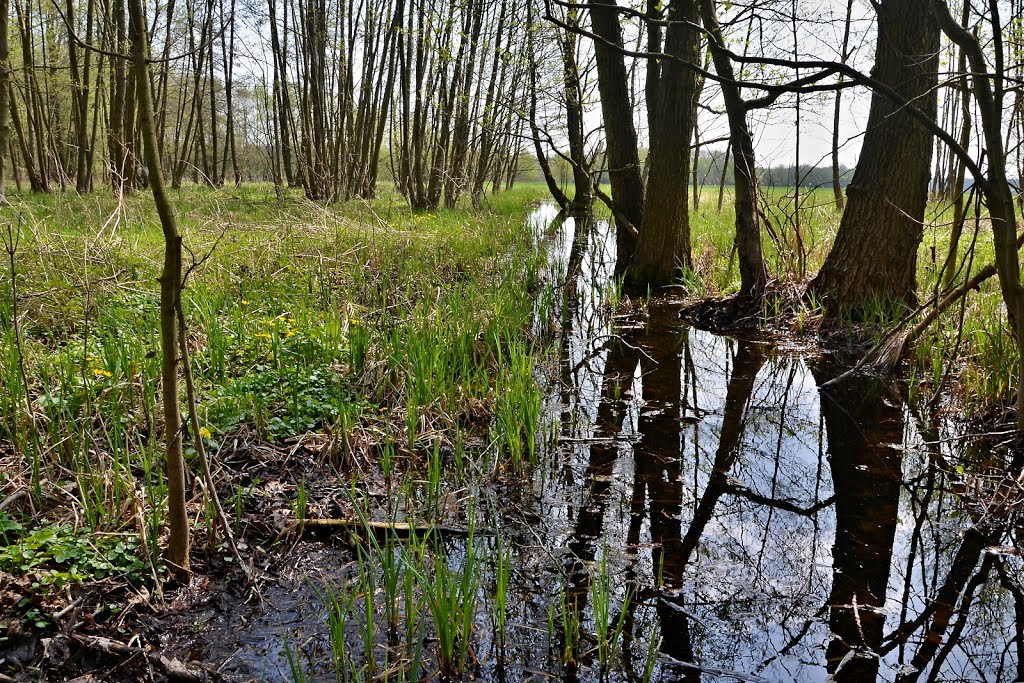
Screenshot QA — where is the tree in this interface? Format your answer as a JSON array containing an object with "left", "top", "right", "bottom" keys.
[
  {"left": 809, "top": 0, "right": 940, "bottom": 315},
  {"left": 698, "top": 0, "right": 767, "bottom": 301},
  {"left": 587, "top": 0, "right": 643, "bottom": 270},
  {"left": 557, "top": 5, "right": 593, "bottom": 213},
  {"left": 527, "top": 3, "right": 569, "bottom": 211},
  {"left": 127, "top": 0, "right": 190, "bottom": 571},
  {"left": 0, "top": 0, "right": 9, "bottom": 203},
  {"left": 830, "top": 0, "right": 854, "bottom": 211},
  {"left": 932, "top": 0, "right": 1024, "bottom": 428},
  {"left": 627, "top": 0, "right": 702, "bottom": 287}
]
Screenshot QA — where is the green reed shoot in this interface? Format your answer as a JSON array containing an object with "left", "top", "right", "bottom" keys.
[
  {"left": 642, "top": 622, "right": 662, "bottom": 683},
  {"left": 591, "top": 550, "right": 632, "bottom": 678},
  {"left": 492, "top": 537, "right": 510, "bottom": 645},
  {"left": 560, "top": 582, "right": 581, "bottom": 667},
  {"left": 281, "top": 628, "right": 312, "bottom": 683}
]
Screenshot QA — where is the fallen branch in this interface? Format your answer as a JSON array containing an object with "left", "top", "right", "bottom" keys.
[
  {"left": 275, "top": 518, "right": 479, "bottom": 543},
  {"left": 73, "top": 635, "right": 213, "bottom": 683},
  {"left": 0, "top": 489, "right": 29, "bottom": 512}
]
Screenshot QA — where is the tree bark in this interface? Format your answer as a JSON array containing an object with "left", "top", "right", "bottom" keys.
[
  {"left": 527, "top": 0, "right": 568, "bottom": 211},
  {"left": 628, "top": 0, "right": 701, "bottom": 287},
  {"left": 698, "top": 0, "right": 767, "bottom": 300},
  {"left": 0, "top": 0, "right": 9, "bottom": 203},
  {"left": 588, "top": 0, "right": 644, "bottom": 273},
  {"left": 558, "top": 9, "right": 592, "bottom": 213},
  {"left": 830, "top": 0, "right": 854, "bottom": 211},
  {"left": 127, "top": 0, "right": 189, "bottom": 572},
  {"left": 810, "top": 0, "right": 940, "bottom": 315},
  {"left": 941, "top": 2, "right": 972, "bottom": 288},
  {"left": 108, "top": 0, "right": 127, "bottom": 192}
]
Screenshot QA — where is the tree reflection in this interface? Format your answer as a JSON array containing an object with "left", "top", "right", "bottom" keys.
[
  {"left": 537, "top": 203, "right": 1023, "bottom": 681},
  {"left": 814, "top": 367, "right": 903, "bottom": 682}
]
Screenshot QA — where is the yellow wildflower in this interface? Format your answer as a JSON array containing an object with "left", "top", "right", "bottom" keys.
[
  {"left": 92, "top": 368, "right": 112, "bottom": 378},
  {"left": 241, "top": 299, "right": 250, "bottom": 306},
  {"left": 254, "top": 332, "right": 272, "bottom": 339},
  {"left": 199, "top": 427, "right": 212, "bottom": 439},
  {"left": 285, "top": 330, "right": 296, "bottom": 338}
]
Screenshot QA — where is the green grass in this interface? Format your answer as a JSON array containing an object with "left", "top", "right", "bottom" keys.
[{"left": 0, "top": 181, "right": 549, "bottom": 595}]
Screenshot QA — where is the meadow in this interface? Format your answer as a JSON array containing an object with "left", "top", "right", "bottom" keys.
[{"left": 0, "top": 183, "right": 547, "bottom": 625}]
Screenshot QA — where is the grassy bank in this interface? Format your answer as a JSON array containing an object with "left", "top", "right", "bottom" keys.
[{"left": 684, "top": 185, "right": 1016, "bottom": 414}]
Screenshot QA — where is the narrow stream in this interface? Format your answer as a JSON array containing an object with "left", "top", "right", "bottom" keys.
[{"left": 175, "top": 205, "right": 1024, "bottom": 682}]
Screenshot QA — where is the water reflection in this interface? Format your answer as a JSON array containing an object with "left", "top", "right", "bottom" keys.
[
  {"left": 815, "top": 368, "right": 901, "bottom": 681},
  {"left": 536, "top": 204, "right": 1023, "bottom": 682}
]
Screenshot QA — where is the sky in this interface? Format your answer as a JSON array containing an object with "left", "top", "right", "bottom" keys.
[{"left": 697, "top": 0, "right": 878, "bottom": 169}]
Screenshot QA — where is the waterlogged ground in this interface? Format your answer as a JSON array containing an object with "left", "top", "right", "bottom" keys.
[{"left": 167, "top": 206, "right": 1024, "bottom": 682}]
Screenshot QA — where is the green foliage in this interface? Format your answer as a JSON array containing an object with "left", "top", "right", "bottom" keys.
[
  {"left": 0, "top": 511, "right": 23, "bottom": 544},
  {"left": 0, "top": 524, "right": 148, "bottom": 591}
]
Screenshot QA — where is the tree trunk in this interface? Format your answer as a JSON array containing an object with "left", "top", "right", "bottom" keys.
[
  {"left": 0, "top": 0, "right": 9, "bottom": 203},
  {"left": 364, "top": 0, "right": 405, "bottom": 198},
  {"left": 941, "top": 1, "right": 972, "bottom": 288},
  {"left": 527, "top": 0, "right": 567, "bottom": 211},
  {"left": 644, "top": 0, "right": 661, "bottom": 146},
  {"left": 830, "top": 0, "right": 854, "bottom": 211},
  {"left": 109, "top": 0, "right": 127, "bottom": 192},
  {"left": 698, "top": 0, "right": 767, "bottom": 300},
  {"left": 588, "top": 0, "right": 644, "bottom": 273},
  {"left": 628, "top": 0, "right": 701, "bottom": 287},
  {"left": 810, "top": 0, "right": 940, "bottom": 315},
  {"left": 558, "top": 10, "right": 591, "bottom": 213},
  {"left": 66, "top": 0, "right": 90, "bottom": 192},
  {"left": 127, "top": 0, "right": 189, "bottom": 572}
]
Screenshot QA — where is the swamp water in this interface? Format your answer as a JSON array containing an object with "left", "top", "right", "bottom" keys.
[{"left": 174, "top": 206, "right": 1024, "bottom": 682}]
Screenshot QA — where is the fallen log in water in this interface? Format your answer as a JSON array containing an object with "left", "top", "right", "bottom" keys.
[{"left": 275, "top": 518, "right": 482, "bottom": 543}]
